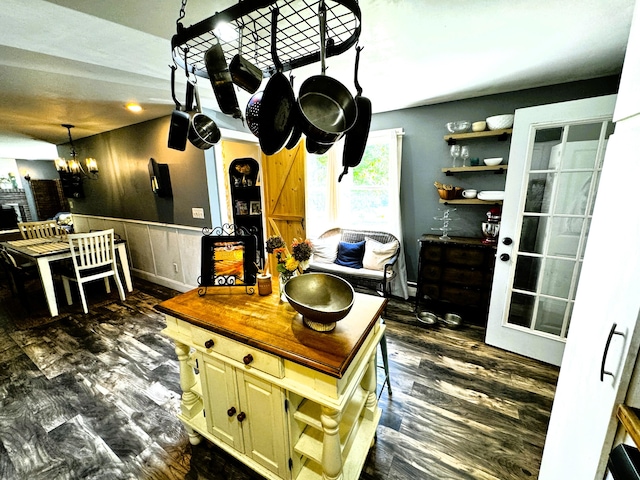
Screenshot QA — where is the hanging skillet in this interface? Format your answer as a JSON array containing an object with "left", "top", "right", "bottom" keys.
[
  {"left": 229, "top": 22, "right": 263, "bottom": 94},
  {"left": 258, "top": 8, "right": 296, "bottom": 156},
  {"left": 297, "top": 0, "right": 357, "bottom": 145},
  {"left": 339, "top": 45, "right": 372, "bottom": 182},
  {"left": 204, "top": 37, "right": 243, "bottom": 119}
]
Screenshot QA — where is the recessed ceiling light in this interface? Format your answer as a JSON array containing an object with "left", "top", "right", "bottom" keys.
[{"left": 126, "top": 103, "right": 142, "bottom": 113}]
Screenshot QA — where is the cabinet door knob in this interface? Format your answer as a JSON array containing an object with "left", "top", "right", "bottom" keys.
[
  {"left": 500, "top": 253, "right": 510, "bottom": 261},
  {"left": 243, "top": 354, "right": 254, "bottom": 365},
  {"left": 227, "top": 406, "right": 236, "bottom": 417},
  {"left": 204, "top": 339, "right": 214, "bottom": 349},
  {"left": 237, "top": 412, "right": 246, "bottom": 422},
  {"left": 503, "top": 237, "right": 513, "bottom": 245}
]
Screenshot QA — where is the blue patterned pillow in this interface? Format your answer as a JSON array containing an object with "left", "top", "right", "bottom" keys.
[{"left": 334, "top": 240, "right": 365, "bottom": 268}]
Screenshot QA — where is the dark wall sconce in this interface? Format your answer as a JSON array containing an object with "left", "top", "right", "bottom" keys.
[{"left": 148, "top": 157, "right": 172, "bottom": 198}]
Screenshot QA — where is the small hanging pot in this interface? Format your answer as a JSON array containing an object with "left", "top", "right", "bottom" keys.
[
  {"left": 229, "top": 23, "right": 263, "bottom": 94},
  {"left": 167, "top": 65, "right": 192, "bottom": 151},
  {"left": 188, "top": 83, "right": 221, "bottom": 150}
]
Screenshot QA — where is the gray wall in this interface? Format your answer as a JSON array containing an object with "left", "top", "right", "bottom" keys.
[
  {"left": 370, "top": 75, "right": 619, "bottom": 282},
  {"left": 57, "top": 112, "right": 247, "bottom": 229},
  {"left": 16, "top": 159, "right": 59, "bottom": 220}
]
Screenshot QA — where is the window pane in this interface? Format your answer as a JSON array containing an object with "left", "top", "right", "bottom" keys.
[
  {"left": 534, "top": 297, "right": 568, "bottom": 336},
  {"left": 539, "top": 258, "right": 575, "bottom": 299},
  {"left": 513, "top": 255, "right": 541, "bottom": 292},
  {"left": 508, "top": 292, "right": 535, "bottom": 328}
]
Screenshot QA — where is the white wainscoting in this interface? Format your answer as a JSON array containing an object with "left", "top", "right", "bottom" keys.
[{"left": 72, "top": 214, "right": 202, "bottom": 292}]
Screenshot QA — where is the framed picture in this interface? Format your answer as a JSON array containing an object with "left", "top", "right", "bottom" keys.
[
  {"left": 235, "top": 200, "right": 248, "bottom": 216},
  {"left": 249, "top": 201, "right": 261, "bottom": 215},
  {"left": 200, "top": 234, "right": 257, "bottom": 287}
]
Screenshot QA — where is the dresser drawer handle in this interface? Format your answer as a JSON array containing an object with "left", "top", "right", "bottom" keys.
[
  {"left": 243, "top": 354, "right": 254, "bottom": 365},
  {"left": 227, "top": 406, "right": 236, "bottom": 417},
  {"left": 204, "top": 339, "right": 214, "bottom": 349}
]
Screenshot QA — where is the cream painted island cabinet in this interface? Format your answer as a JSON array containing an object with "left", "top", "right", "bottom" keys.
[{"left": 156, "top": 287, "right": 387, "bottom": 480}]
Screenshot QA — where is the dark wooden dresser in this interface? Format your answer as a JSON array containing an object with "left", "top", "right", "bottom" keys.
[{"left": 415, "top": 235, "right": 497, "bottom": 324}]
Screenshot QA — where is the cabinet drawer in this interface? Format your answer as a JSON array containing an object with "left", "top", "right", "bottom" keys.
[
  {"left": 442, "top": 267, "right": 484, "bottom": 286},
  {"left": 191, "top": 325, "right": 284, "bottom": 378},
  {"left": 420, "top": 244, "right": 442, "bottom": 261},
  {"left": 440, "top": 286, "right": 483, "bottom": 306},
  {"left": 444, "top": 247, "right": 486, "bottom": 267},
  {"left": 420, "top": 264, "right": 441, "bottom": 281}
]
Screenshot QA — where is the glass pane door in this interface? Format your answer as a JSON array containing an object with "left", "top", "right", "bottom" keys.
[{"left": 506, "top": 121, "right": 615, "bottom": 339}]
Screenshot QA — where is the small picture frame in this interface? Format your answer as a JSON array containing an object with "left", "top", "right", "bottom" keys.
[
  {"left": 235, "top": 200, "right": 248, "bottom": 216},
  {"left": 249, "top": 201, "right": 261, "bottom": 215},
  {"left": 200, "top": 234, "right": 257, "bottom": 287}
]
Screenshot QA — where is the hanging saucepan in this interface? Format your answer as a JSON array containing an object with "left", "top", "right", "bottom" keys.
[
  {"left": 285, "top": 74, "right": 303, "bottom": 150},
  {"left": 205, "top": 36, "right": 243, "bottom": 119},
  {"left": 188, "top": 83, "right": 221, "bottom": 150},
  {"left": 229, "top": 22, "right": 263, "bottom": 94},
  {"left": 168, "top": 65, "right": 192, "bottom": 151},
  {"left": 258, "top": 7, "right": 296, "bottom": 155},
  {"left": 298, "top": 1, "right": 357, "bottom": 145},
  {"left": 339, "top": 45, "right": 372, "bottom": 182}
]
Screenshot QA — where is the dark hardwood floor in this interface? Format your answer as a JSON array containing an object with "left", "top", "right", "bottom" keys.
[{"left": 0, "top": 275, "right": 559, "bottom": 479}]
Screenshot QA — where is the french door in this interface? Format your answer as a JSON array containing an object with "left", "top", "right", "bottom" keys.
[{"left": 485, "top": 95, "right": 617, "bottom": 366}]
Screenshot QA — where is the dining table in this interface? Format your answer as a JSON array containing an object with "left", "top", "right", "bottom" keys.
[{"left": 1, "top": 236, "right": 133, "bottom": 316}]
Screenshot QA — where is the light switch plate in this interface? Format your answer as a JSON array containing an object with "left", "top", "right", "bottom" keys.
[{"left": 192, "top": 207, "right": 205, "bottom": 219}]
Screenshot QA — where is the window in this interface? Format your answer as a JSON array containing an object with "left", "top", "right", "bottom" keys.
[{"left": 305, "top": 128, "right": 403, "bottom": 238}]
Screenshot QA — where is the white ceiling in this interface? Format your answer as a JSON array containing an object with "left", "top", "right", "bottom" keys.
[{"left": 0, "top": 0, "right": 635, "bottom": 159}]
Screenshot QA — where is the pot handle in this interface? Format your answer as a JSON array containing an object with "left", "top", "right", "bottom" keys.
[
  {"left": 354, "top": 45, "right": 363, "bottom": 97},
  {"left": 318, "top": 0, "right": 327, "bottom": 75},
  {"left": 170, "top": 65, "right": 181, "bottom": 109},
  {"left": 270, "top": 8, "right": 283, "bottom": 73}
]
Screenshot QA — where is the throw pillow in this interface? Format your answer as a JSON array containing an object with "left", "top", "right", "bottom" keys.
[
  {"left": 362, "top": 237, "right": 399, "bottom": 271},
  {"left": 311, "top": 236, "right": 339, "bottom": 264},
  {"left": 334, "top": 240, "right": 365, "bottom": 268}
]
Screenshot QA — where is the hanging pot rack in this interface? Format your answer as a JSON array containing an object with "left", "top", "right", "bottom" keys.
[{"left": 172, "top": 0, "right": 361, "bottom": 80}]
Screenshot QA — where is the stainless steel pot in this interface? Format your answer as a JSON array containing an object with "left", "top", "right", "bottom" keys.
[
  {"left": 188, "top": 84, "right": 220, "bottom": 150},
  {"left": 298, "top": 2, "right": 357, "bottom": 145},
  {"left": 229, "top": 23, "right": 263, "bottom": 94}
]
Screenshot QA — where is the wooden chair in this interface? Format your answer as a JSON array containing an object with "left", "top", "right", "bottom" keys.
[
  {"left": 60, "top": 229, "right": 125, "bottom": 314},
  {"left": 18, "top": 220, "right": 64, "bottom": 239},
  {"left": 0, "top": 248, "right": 39, "bottom": 312}
]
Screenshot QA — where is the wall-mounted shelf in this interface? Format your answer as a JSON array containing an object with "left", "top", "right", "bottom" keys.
[
  {"left": 445, "top": 129, "right": 512, "bottom": 145},
  {"left": 442, "top": 165, "right": 508, "bottom": 176},
  {"left": 439, "top": 199, "right": 503, "bottom": 205},
  {"left": 172, "top": 0, "right": 360, "bottom": 80}
]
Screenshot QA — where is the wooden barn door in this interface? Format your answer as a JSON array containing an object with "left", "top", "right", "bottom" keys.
[{"left": 262, "top": 141, "right": 306, "bottom": 271}]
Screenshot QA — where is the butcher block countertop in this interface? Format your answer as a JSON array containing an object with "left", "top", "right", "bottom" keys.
[{"left": 156, "top": 288, "right": 387, "bottom": 379}]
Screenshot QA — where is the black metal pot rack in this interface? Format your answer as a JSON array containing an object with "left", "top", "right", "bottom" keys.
[{"left": 172, "top": 0, "right": 361, "bottom": 79}]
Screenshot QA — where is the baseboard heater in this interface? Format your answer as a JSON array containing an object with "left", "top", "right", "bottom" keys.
[{"left": 609, "top": 444, "right": 640, "bottom": 479}]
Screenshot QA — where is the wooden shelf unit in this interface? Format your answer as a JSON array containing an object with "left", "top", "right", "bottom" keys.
[{"left": 444, "top": 128, "right": 513, "bottom": 143}]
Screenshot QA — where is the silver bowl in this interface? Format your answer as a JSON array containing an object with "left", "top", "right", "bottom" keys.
[
  {"left": 283, "top": 273, "right": 355, "bottom": 332},
  {"left": 440, "top": 313, "right": 463, "bottom": 329},
  {"left": 416, "top": 310, "right": 438, "bottom": 325},
  {"left": 445, "top": 121, "right": 471, "bottom": 133}
]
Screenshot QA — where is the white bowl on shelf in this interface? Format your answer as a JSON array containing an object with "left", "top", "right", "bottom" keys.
[
  {"left": 486, "top": 114, "right": 514, "bottom": 130},
  {"left": 483, "top": 157, "right": 503, "bottom": 166}
]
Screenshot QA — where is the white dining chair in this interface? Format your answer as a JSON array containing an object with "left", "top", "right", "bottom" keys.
[
  {"left": 61, "top": 229, "right": 125, "bottom": 314},
  {"left": 18, "top": 220, "right": 64, "bottom": 239}
]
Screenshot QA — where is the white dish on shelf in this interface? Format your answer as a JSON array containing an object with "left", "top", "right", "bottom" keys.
[
  {"left": 478, "top": 191, "right": 505, "bottom": 201},
  {"left": 483, "top": 157, "right": 503, "bottom": 166}
]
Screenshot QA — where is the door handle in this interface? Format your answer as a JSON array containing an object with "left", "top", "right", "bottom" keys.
[
  {"left": 500, "top": 253, "right": 510, "bottom": 261},
  {"left": 503, "top": 237, "right": 513, "bottom": 245},
  {"left": 227, "top": 406, "right": 237, "bottom": 417},
  {"left": 600, "top": 323, "right": 625, "bottom": 381},
  {"left": 237, "top": 412, "right": 246, "bottom": 422}
]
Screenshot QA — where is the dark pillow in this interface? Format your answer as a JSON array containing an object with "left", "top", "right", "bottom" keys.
[{"left": 334, "top": 240, "right": 365, "bottom": 269}]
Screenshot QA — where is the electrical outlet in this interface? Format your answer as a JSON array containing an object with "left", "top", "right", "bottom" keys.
[{"left": 192, "top": 207, "right": 205, "bottom": 219}]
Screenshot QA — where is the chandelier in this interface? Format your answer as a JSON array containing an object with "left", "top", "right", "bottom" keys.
[{"left": 54, "top": 124, "right": 99, "bottom": 176}]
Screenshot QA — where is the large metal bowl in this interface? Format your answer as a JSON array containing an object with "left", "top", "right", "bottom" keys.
[{"left": 283, "top": 273, "right": 355, "bottom": 332}]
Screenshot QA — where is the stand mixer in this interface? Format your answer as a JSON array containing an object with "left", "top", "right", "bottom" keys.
[{"left": 482, "top": 207, "right": 501, "bottom": 245}]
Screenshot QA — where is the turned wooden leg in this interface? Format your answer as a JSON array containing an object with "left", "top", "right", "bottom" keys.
[
  {"left": 321, "top": 406, "right": 343, "bottom": 480},
  {"left": 175, "top": 342, "right": 201, "bottom": 418},
  {"left": 182, "top": 422, "right": 202, "bottom": 445},
  {"left": 361, "top": 350, "right": 378, "bottom": 420}
]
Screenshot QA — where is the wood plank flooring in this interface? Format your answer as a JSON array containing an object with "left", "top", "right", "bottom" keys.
[{"left": 0, "top": 277, "right": 558, "bottom": 479}]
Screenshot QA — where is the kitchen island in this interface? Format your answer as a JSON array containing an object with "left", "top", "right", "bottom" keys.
[{"left": 156, "top": 287, "right": 387, "bottom": 480}]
